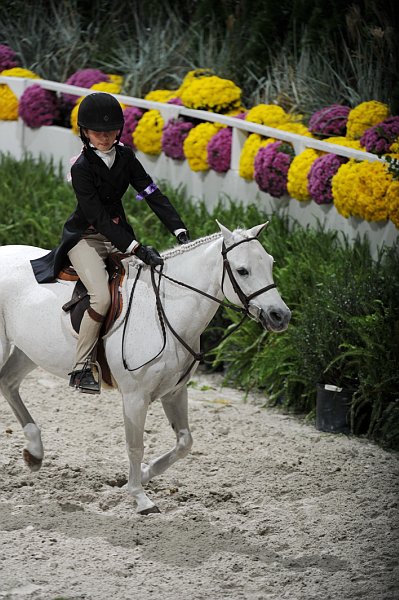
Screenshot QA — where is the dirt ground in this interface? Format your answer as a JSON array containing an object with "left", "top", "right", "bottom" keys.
[{"left": 0, "top": 367, "right": 398, "bottom": 600}]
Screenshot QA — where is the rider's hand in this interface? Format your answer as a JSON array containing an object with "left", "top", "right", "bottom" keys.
[
  {"left": 134, "top": 244, "right": 164, "bottom": 267},
  {"left": 176, "top": 230, "right": 191, "bottom": 244}
]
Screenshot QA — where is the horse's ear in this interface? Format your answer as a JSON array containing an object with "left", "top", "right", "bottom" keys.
[
  {"left": 247, "top": 222, "right": 270, "bottom": 238},
  {"left": 216, "top": 220, "right": 235, "bottom": 246}
]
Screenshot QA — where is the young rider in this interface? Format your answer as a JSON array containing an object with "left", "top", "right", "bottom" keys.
[{"left": 31, "top": 92, "right": 190, "bottom": 394}]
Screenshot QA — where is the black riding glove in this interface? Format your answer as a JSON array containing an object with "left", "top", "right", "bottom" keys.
[
  {"left": 134, "top": 244, "right": 164, "bottom": 267},
  {"left": 176, "top": 230, "right": 191, "bottom": 244}
]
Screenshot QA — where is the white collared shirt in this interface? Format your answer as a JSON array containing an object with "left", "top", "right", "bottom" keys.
[{"left": 92, "top": 145, "right": 116, "bottom": 169}]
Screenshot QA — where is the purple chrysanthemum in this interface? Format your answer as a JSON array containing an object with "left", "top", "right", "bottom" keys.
[
  {"left": 120, "top": 106, "right": 145, "bottom": 147},
  {"left": 207, "top": 128, "right": 232, "bottom": 172},
  {"left": 18, "top": 84, "right": 59, "bottom": 128},
  {"left": 308, "top": 104, "right": 351, "bottom": 137},
  {"left": 162, "top": 118, "right": 194, "bottom": 160},
  {"left": 62, "top": 68, "right": 110, "bottom": 109},
  {"left": 308, "top": 153, "right": 348, "bottom": 204},
  {"left": 254, "top": 142, "right": 293, "bottom": 197},
  {"left": 167, "top": 97, "right": 183, "bottom": 105},
  {"left": 360, "top": 116, "right": 399, "bottom": 154},
  {"left": 0, "top": 44, "right": 19, "bottom": 71}
]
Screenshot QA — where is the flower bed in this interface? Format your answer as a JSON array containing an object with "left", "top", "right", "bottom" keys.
[{"left": 0, "top": 43, "right": 398, "bottom": 230}]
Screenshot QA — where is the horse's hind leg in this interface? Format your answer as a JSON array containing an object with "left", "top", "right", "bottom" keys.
[
  {"left": 0, "top": 346, "right": 43, "bottom": 471},
  {"left": 141, "top": 384, "right": 193, "bottom": 485}
]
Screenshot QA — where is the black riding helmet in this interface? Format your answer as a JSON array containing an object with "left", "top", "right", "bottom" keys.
[{"left": 78, "top": 92, "right": 124, "bottom": 146}]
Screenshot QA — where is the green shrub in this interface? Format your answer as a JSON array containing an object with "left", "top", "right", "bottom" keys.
[
  {"left": 0, "top": 153, "right": 75, "bottom": 248},
  {"left": 213, "top": 222, "right": 399, "bottom": 449}
]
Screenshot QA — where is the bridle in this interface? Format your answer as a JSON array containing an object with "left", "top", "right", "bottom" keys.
[
  {"left": 122, "top": 235, "right": 277, "bottom": 376},
  {"left": 221, "top": 237, "right": 277, "bottom": 312}
]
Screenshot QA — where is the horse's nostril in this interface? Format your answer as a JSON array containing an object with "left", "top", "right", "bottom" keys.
[{"left": 270, "top": 311, "right": 283, "bottom": 323}]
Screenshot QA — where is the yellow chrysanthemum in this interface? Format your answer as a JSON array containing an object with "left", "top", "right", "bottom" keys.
[
  {"left": 145, "top": 90, "right": 178, "bottom": 103},
  {"left": 323, "top": 136, "right": 364, "bottom": 151},
  {"left": 346, "top": 101, "right": 390, "bottom": 140},
  {"left": 180, "top": 76, "right": 241, "bottom": 114},
  {"left": 0, "top": 67, "right": 40, "bottom": 120},
  {"left": 245, "top": 104, "right": 292, "bottom": 128},
  {"left": 0, "top": 67, "right": 40, "bottom": 79},
  {"left": 0, "top": 85, "right": 19, "bottom": 120},
  {"left": 238, "top": 134, "right": 276, "bottom": 179},
  {"left": 277, "top": 122, "right": 312, "bottom": 136},
  {"left": 390, "top": 141, "right": 399, "bottom": 153},
  {"left": 70, "top": 97, "right": 84, "bottom": 134},
  {"left": 177, "top": 69, "right": 215, "bottom": 96},
  {"left": 387, "top": 179, "right": 399, "bottom": 228},
  {"left": 355, "top": 161, "right": 391, "bottom": 221},
  {"left": 133, "top": 109, "right": 164, "bottom": 154},
  {"left": 183, "top": 122, "right": 223, "bottom": 171},
  {"left": 90, "top": 81, "right": 122, "bottom": 95},
  {"left": 287, "top": 148, "right": 321, "bottom": 201},
  {"left": 107, "top": 73, "right": 123, "bottom": 87},
  {"left": 332, "top": 159, "right": 391, "bottom": 221},
  {"left": 331, "top": 160, "right": 359, "bottom": 218}
]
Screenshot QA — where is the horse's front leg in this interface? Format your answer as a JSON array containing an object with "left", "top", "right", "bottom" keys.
[
  {"left": 122, "top": 392, "right": 160, "bottom": 515},
  {"left": 141, "top": 384, "right": 193, "bottom": 485}
]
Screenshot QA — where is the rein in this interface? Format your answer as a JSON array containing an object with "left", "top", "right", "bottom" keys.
[{"left": 122, "top": 236, "right": 276, "bottom": 376}]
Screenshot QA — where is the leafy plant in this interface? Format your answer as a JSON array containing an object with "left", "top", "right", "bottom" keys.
[
  {"left": 1, "top": 1, "right": 397, "bottom": 114},
  {"left": 0, "top": 153, "right": 75, "bottom": 248},
  {"left": 213, "top": 220, "right": 399, "bottom": 448}
]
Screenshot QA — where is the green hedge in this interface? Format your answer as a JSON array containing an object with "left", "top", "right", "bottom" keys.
[
  {"left": 1, "top": 153, "right": 398, "bottom": 449},
  {"left": 213, "top": 225, "right": 399, "bottom": 450}
]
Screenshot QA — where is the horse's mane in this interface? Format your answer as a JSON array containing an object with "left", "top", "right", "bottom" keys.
[
  {"left": 161, "top": 227, "right": 250, "bottom": 260},
  {"left": 126, "top": 228, "right": 249, "bottom": 268},
  {"left": 161, "top": 231, "right": 221, "bottom": 260}
]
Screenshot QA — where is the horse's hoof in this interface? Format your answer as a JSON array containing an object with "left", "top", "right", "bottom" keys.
[
  {"left": 139, "top": 505, "right": 161, "bottom": 515},
  {"left": 22, "top": 448, "right": 43, "bottom": 471}
]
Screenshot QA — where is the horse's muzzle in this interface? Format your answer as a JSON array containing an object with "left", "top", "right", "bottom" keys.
[{"left": 249, "top": 303, "right": 291, "bottom": 332}]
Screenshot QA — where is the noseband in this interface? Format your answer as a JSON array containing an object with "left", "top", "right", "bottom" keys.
[{"left": 221, "top": 237, "right": 276, "bottom": 312}]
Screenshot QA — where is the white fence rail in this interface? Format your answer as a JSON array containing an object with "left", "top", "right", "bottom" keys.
[
  {"left": 0, "top": 76, "right": 397, "bottom": 257},
  {"left": 0, "top": 75, "right": 384, "bottom": 164}
]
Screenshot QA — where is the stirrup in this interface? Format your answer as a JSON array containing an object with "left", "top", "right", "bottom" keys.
[{"left": 69, "top": 361, "right": 102, "bottom": 394}]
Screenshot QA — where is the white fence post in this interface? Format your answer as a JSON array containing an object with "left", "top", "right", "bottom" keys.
[{"left": 230, "top": 127, "right": 247, "bottom": 171}]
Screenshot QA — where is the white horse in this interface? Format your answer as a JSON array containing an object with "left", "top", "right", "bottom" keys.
[{"left": 0, "top": 221, "right": 290, "bottom": 514}]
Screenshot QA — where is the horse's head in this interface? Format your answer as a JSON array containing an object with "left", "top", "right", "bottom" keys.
[{"left": 217, "top": 221, "right": 291, "bottom": 332}]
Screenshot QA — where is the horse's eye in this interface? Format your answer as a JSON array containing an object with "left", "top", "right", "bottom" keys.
[{"left": 237, "top": 267, "right": 249, "bottom": 276}]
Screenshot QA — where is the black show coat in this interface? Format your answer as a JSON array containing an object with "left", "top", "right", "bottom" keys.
[{"left": 31, "top": 144, "right": 186, "bottom": 283}]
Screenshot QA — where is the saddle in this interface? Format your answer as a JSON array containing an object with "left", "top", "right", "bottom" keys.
[{"left": 59, "top": 252, "right": 129, "bottom": 386}]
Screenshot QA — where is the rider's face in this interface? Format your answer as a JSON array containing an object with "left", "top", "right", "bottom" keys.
[{"left": 84, "top": 128, "right": 119, "bottom": 151}]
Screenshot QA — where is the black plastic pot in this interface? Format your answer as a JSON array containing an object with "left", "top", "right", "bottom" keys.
[{"left": 316, "top": 384, "right": 353, "bottom": 434}]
